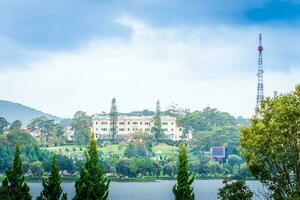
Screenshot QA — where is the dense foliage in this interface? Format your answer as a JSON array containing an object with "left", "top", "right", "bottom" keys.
[
  {"left": 0, "top": 119, "right": 75, "bottom": 174},
  {"left": 241, "top": 85, "right": 300, "bottom": 199},
  {"left": 0, "top": 116, "right": 9, "bottom": 134},
  {"left": 27, "top": 116, "right": 66, "bottom": 146},
  {"left": 74, "top": 133, "right": 110, "bottom": 200},
  {"left": 177, "top": 107, "right": 237, "bottom": 133},
  {"left": 71, "top": 111, "right": 90, "bottom": 145},
  {"left": 37, "top": 155, "right": 67, "bottom": 200},
  {"left": 218, "top": 179, "right": 253, "bottom": 200},
  {"left": 173, "top": 144, "right": 195, "bottom": 200},
  {"left": 0, "top": 143, "right": 32, "bottom": 200}
]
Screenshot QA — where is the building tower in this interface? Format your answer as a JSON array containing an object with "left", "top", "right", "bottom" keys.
[{"left": 256, "top": 33, "right": 264, "bottom": 109}]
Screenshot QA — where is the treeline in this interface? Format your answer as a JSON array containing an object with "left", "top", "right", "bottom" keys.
[
  {"left": 0, "top": 121, "right": 75, "bottom": 174},
  {"left": 0, "top": 134, "right": 249, "bottom": 200},
  {"left": 0, "top": 133, "right": 109, "bottom": 200},
  {"left": 0, "top": 105, "right": 247, "bottom": 177}
]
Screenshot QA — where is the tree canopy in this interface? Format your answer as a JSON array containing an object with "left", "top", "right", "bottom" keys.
[
  {"left": 71, "top": 111, "right": 90, "bottom": 145},
  {"left": 241, "top": 85, "right": 300, "bottom": 199},
  {"left": 218, "top": 179, "right": 253, "bottom": 200},
  {"left": 0, "top": 143, "right": 32, "bottom": 200}
]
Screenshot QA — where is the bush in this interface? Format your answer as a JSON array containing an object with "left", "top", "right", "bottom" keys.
[{"left": 218, "top": 179, "right": 253, "bottom": 200}]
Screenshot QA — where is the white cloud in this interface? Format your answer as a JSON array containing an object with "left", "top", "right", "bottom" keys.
[{"left": 0, "top": 17, "right": 299, "bottom": 118}]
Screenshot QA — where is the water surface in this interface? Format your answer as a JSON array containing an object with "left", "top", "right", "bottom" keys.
[{"left": 29, "top": 180, "right": 265, "bottom": 200}]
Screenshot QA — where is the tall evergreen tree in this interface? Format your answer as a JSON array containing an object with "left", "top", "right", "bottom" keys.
[
  {"left": 173, "top": 143, "right": 195, "bottom": 200},
  {"left": 37, "top": 155, "right": 67, "bottom": 200},
  {"left": 74, "top": 132, "right": 110, "bottom": 200},
  {"left": 109, "top": 98, "right": 118, "bottom": 141},
  {"left": 0, "top": 143, "right": 32, "bottom": 200},
  {"left": 152, "top": 100, "right": 163, "bottom": 141}
]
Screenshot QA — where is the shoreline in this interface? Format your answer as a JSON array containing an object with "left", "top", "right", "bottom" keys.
[{"left": 0, "top": 176, "right": 256, "bottom": 183}]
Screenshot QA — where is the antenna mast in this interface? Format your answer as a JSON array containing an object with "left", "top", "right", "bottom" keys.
[{"left": 256, "top": 33, "right": 264, "bottom": 109}]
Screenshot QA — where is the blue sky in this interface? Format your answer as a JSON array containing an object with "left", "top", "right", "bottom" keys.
[{"left": 0, "top": 0, "right": 299, "bottom": 117}]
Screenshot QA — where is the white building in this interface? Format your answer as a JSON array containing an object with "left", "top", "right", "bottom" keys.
[{"left": 92, "top": 115, "right": 191, "bottom": 141}]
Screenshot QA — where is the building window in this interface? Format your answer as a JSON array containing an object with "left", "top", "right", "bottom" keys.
[
  {"left": 133, "top": 122, "right": 138, "bottom": 125},
  {"left": 96, "top": 122, "right": 98, "bottom": 125},
  {"left": 162, "top": 122, "right": 168, "bottom": 125},
  {"left": 171, "top": 122, "right": 174, "bottom": 125},
  {"left": 145, "top": 122, "right": 150, "bottom": 125},
  {"left": 119, "top": 128, "right": 125, "bottom": 131},
  {"left": 163, "top": 128, "right": 168, "bottom": 131},
  {"left": 128, "top": 128, "right": 130, "bottom": 131},
  {"left": 128, "top": 122, "right": 130, "bottom": 125},
  {"left": 140, "top": 122, "right": 142, "bottom": 125},
  {"left": 171, "top": 128, "right": 173, "bottom": 131},
  {"left": 119, "top": 122, "right": 125, "bottom": 125},
  {"left": 101, "top": 122, "right": 107, "bottom": 125}
]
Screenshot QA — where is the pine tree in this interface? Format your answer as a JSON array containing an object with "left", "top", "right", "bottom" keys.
[
  {"left": 0, "top": 143, "right": 32, "bottom": 200},
  {"left": 37, "top": 155, "right": 67, "bottom": 200},
  {"left": 152, "top": 100, "right": 163, "bottom": 141},
  {"left": 173, "top": 143, "right": 195, "bottom": 200},
  {"left": 109, "top": 98, "right": 118, "bottom": 141},
  {"left": 74, "top": 132, "right": 110, "bottom": 200}
]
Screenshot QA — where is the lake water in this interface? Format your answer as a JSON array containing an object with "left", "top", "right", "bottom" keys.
[{"left": 28, "top": 180, "right": 266, "bottom": 200}]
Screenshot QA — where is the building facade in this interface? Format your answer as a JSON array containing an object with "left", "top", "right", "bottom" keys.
[{"left": 92, "top": 115, "right": 191, "bottom": 141}]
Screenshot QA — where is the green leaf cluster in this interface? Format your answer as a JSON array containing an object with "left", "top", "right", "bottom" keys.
[
  {"left": 241, "top": 85, "right": 300, "bottom": 199},
  {"left": 218, "top": 179, "right": 253, "bottom": 200}
]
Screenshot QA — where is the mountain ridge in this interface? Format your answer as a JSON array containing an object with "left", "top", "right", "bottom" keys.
[{"left": 0, "top": 100, "right": 62, "bottom": 125}]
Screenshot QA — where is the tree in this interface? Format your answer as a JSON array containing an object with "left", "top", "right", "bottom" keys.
[
  {"left": 0, "top": 117, "right": 9, "bottom": 134},
  {"left": 173, "top": 143, "right": 195, "bottom": 200},
  {"left": 74, "top": 132, "right": 110, "bottom": 200},
  {"left": 71, "top": 111, "right": 90, "bottom": 145},
  {"left": 152, "top": 100, "right": 164, "bottom": 141},
  {"left": 116, "top": 159, "right": 137, "bottom": 177},
  {"left": 37, "top": 155, "right": 67, "bottom": 200},
  {"left": 27, "top": 116, "right": 65, "bottom": 146},
  {"left": 9, "top": 120, "right": 22, "bottom": 131},
  {"left": 30, "top": 161, "right": 44, "bottom": 177},
  {"left": 241, "top": 85, "right": 300, "bottom": 199},
  {"left": 191, "top": 126, "right": 240, "bottom": 155},
  {"left": 109, "top": 98, "right": 118, "bottom": 141},
  {"left": 218, "top": 179, "right": 253, "bottom": 200},
  {"left": 227, "top": 155, "right": 243, "bottom": 168},
  {"left": 0, "top": 143, "right": 31, "bottom": 200},
  {"left": 176, "top": 107, "right": 237, "bottom": 134},
  {"left": 124, "top": 141, "right": 152, "bottom": 158},
  {"left": 163, "top": 161, "right": 177, "bottom": 177}
]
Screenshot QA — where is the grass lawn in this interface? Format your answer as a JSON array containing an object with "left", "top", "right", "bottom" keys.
[
  {"left": 152, "top": 143, "right": 178, "bottom": 158},
  {"left": 43, "top": 143, "right": 178, "bottom": 159}
]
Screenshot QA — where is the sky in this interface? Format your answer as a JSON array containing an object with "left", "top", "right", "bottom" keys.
[{"left": 0, "top": 0, "right": 300, "bottom": 118}]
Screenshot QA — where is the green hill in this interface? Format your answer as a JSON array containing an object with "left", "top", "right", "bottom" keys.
[{"left": 0, "top": 100, "right": 62, "bottom": 125}]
